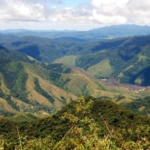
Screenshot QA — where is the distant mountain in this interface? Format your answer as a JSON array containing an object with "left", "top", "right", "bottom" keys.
[
  {"left": 0, "top": 29, "right": 29, "bottom": 34},
  {"left": 1, "top": 24, "right": 150, "bottom": 41},
  {"left": 89, "top": 24, "right": 150, "bottom": 38}
]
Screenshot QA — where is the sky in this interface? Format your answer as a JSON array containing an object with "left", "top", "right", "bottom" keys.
[{"left": 0, "top": 0, "right": 150, "bottom": 30}]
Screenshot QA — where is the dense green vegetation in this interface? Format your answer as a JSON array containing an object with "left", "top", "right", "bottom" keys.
[
  {"left": 41, "top": 63, "right": 71, "bottom": 73},
  {"left": 40, "top": 63, "right": 72, "bottom": 88},
  {"left": 1, "top": 41, "right": 150, "bottom": 117},
  {"left": 0, "top": 32, "right": 150, "bottom": 149},
  {"left": 1, "top": 33, "right": 150, "bottom": 85},
  {"left": 0, "top": 47, "right": 75, "bottom": 116},
  {"left": 0, "top": 59, "right": 28, "bottom": 102},
  {"left": 121, "top": 96, "right": 150, "bottom": 115},
  {"left": 0, "top": 45, "right": 31, "bottom": 62},
  {"left": 0, "top": 96, "right": 150, "bottom": 149},
  {"left": 75, "top": 36, "right": 150, "bottom": 85}
]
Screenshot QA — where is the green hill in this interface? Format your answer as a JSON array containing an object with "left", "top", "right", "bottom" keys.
[
  {"left": 0, "top": 40, "right": 150, "bottom": 148},
  {"left": 1, "top": 37, "right": 150, "bottom": 119},
  {"left": 0, "top": 45, "right": 30, "bottom": 62},
  {"left": 2, "top": 34, "right": 150, "bottom": 86},
  {"left": 0, "top": 58, "right": 76, "bottom": 117},
  {"left": 75, "top": 36, "right": 150, "bottom": 86},
  {"left": 51, "top": 35, "right": 150, "bottom": 86},
  {"left": 0, "top": 46, "right": 129, "bottom": 118},
  {"left": 0, "top": 96, "right": 150, "bottom": 149}
]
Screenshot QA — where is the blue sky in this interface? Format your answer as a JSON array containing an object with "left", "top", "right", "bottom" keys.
[
  {"left": 47, "top": 0, "right": 91, "bottom": 9},
  {"left": 0, "top": 0, "right": 150, "bottom": 30},
  {"left": 56, "top": 0, "right": 91, "bottom": 7}
]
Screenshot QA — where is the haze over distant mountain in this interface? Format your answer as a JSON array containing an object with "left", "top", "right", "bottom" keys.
[{"left": 1, "top": 24, "right": 150, "bottom": 41}]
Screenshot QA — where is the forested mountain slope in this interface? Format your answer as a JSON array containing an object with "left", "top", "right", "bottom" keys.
[
  {"left": 0, "top": 46, "right": 129, "bottom": 117},
  {"left": 0, "top": 59, "right": 74, "bottom": 116},
  {"left": 0, "top": 25, "right": 150, "bottom": 149},
  {"left": 1, "top": 34, "right": 150, "bottom": 86},
  {"left": 55, "top": 35, "right": 150, "bottom": 86},
  {"left": 0, "top": 45, "right": 149, "bottom": 117}
]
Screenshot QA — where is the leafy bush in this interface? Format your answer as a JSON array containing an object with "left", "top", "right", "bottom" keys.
[{"left": 0, "top": 96, "right": 150, "bottom": 149}]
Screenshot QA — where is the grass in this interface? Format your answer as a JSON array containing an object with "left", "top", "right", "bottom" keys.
[
  {"left": 134, "top": 77, "right": 143, "bottom": 85},
  {"left": 38, "top": 75, "right": 77, "bottom": 106},
  {"left": 53, "top": 55, "right": 78, "bottom": 66},
  {"left": 24, "top": 62, "right": 77, "bottom": 109},
  {"left": 0, "top": 77, "right": 10, "bottom": 95},
  {"left": 61, "top": 72, "right": 102, "bottom": 97},
  {"left": 1, "top": 133, "right": 149, "bottom": 150},
  {"left": 1, "top": 58, "right": 150, "bottom": 118},
  {"left": 0, "top": 98, "right": 15, "bottom": 113},
  {"left": 138, "top": 106, "right": 146, "bottom": 112},
  {"left": 26, "top": 73, "right": 52, "bottom": 106},
  {"left": 137, "top": 54, "right": 148, "bottom": 61},
  {"left": 7, "top": 112, "right": 38, "bottom": 122},
  {"left": 87, "top": 58, "right": 113, "bottom": 78}
]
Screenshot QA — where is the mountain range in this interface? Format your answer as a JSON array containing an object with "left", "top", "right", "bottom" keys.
[
  {"left": 0, "top": 25, "right": 150, "bottom": 118},
  {"left": 1, "top": 31, "right": 150, "bottom": 86},
  {"left": 1, "top": 45, "right": 134, "bottom": 118},
  {"left": 0, "top": 24, "right": 150, "bottom": 149},
  {"left": 1, "top": 24, "right": 150, "bottom": 41}
]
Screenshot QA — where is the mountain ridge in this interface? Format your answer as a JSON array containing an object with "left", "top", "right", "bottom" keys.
[
  {"left": 0, "top": 46, "right": 149, "bottom": 118},
  {"left": 1, "top": 24, "right": 150, "bottom": 41},
  {"left": 0, "top": 30, "right": 150, "bottom": 119}
]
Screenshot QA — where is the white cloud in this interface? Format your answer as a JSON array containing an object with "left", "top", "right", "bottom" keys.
[
  {"left": 92, "top": 0, "right": 129, "bottom": 8},
  {"left": 0, "top": 0, "right": 150, "bottom": 30},
  {"left": 0, "top": 0, "right": 47, "bottom": 21},
  {"left": 93, "top": 10, "right": 127, "bottom": 24},
  {"left": 49, "top": 0, "right": 62, "bottom": 4},
  {"left": 91, "top": 0, "right": 129, "bottom": 24},
  {"left": 121, "top": 0, "right": 150, "bottom": 24},
  {"left": 91, "top": 0, "right": 150, "bottom": 25}
]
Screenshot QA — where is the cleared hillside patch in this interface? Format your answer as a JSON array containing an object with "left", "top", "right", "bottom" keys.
[
  {"left": 87, "top": 59, "right": 113, "bottom": 78},
  {"left": 53, "top": 55, "right": 78, "bottom": 66},
  {"left": 0, "top": 76, "right": 10, "bottom": 95},
  {"left": 26, "top": 74, "right": 53, "bottom": 107},
  {"left": 0, "top": 98, "right": 15, "bottom": 113}
]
